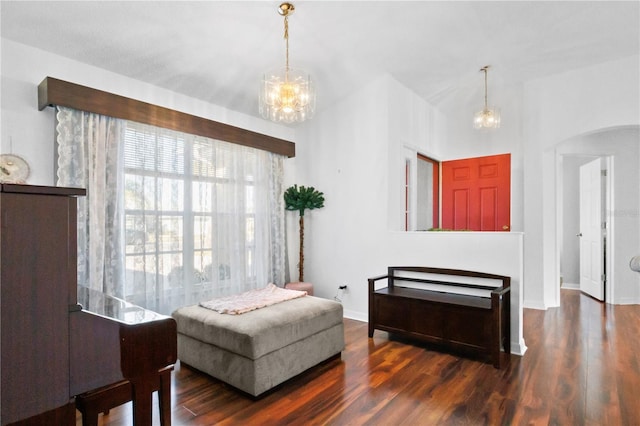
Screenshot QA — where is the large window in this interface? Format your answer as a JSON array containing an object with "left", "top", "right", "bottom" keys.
[
  {"left": 56, "top": 106, "right": 286, "bottom": 316},
  {"left": 122, "top": 122, "right": 267, "bottom": 312}
]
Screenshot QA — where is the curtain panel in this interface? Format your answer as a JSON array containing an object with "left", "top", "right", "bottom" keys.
[
  {"left": 56, "top": 106, "right": 286, "bottom": 315},
  {"left": 56, "top": 106, "right": 126, "bottom": 297}
]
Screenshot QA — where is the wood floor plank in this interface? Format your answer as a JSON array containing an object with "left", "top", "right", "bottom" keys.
[{"left": 76, "top": 290, "right": 639, "bottom": 425}]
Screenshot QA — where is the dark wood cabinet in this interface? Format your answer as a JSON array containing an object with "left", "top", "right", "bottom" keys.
[{"left": 1, "top": 184, "right": 85, "bottom": 425}]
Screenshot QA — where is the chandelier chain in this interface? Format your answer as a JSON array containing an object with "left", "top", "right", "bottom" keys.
[
  {"left": 481, "top": 65, "right": 490, "bottom": 109},
  {"left": 284, "top": 15, "right": 289, "bottom": 77},
  {"left": 484, "top": 68, "right": 488, "bottom": 109}
]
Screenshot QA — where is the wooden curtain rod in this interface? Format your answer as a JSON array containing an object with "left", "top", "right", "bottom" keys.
[{"left": 38, "top": 77, "right": 295, "bottom": 158}]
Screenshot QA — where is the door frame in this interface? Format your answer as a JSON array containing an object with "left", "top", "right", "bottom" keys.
[{"left": 556, "top": 153, "right": 613, "bottom": 304}]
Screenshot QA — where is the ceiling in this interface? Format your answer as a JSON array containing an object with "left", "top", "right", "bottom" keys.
[{"left": 2, "top": 1, "right": 639, "bottom": 124}]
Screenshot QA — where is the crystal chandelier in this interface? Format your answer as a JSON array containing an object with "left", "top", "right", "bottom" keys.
[
  {"left": 473, "top": 66, "right": 500, "bottom": 129},
  {"left": 259, "top": 2, "right": 315, "bottom": 123}
]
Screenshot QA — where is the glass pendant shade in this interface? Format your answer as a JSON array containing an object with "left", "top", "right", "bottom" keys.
[
  {"left": 260, "top": 67, "right": 315, "bottom": 123},
  {"left": 259, "top": 2, "right": 315, "bottom": 124},
  {"left": 474, "top": 107, "right": 501, "bottom": 129}
]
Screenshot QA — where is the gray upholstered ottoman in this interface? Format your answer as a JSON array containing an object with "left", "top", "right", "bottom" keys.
[{"left": 171, "top": 295, "right": 344, "bottom": 397}]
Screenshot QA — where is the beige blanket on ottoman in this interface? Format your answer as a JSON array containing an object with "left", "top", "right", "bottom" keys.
[{"left": 172, "top": 295, "right": 344, "bottom": 397}]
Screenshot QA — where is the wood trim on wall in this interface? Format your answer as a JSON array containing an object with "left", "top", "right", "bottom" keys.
[
  {"left": 417, "top": 153, "right": 440, "bottom": 229},
  {"left": 38, "top": 77, "right": 295, "bottom": 158}
]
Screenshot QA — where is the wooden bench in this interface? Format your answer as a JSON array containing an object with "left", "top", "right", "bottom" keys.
[
  {"left": 75, "top": 366, "right": 173, "bottom": 426},
  {"left": 368, "top": 266, "right": 511, "bottom": 368}
]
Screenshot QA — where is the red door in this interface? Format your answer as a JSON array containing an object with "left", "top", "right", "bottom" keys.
[{"left": 441, "top": 154, "right": 510, "bottom": 231}]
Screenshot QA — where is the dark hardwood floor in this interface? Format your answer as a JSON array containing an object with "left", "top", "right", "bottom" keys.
[{"left": 78, "top": 289, "right": 640, "bottom": 425}]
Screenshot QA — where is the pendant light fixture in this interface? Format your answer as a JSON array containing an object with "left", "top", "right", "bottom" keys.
[
  {"left": 259, "top": 2, "right": 315, "bottom": 123},
  {"left": 473, "top": 65, "right": 500, "bottom": 129}
]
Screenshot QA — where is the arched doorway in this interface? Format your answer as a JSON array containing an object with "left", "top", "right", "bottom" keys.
[{"left": 555, "top": 125, "right": 640, "bottom": 305}]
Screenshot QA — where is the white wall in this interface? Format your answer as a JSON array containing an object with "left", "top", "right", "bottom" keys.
[
  {"left": 1, "top": 38, "right": 294, "bottom": 185},
  {"left": 294, "top": 74, "right": 526, "bottom": 355},
  {"left": 387, "top": 77, "right": 445, "bottom": 232},
  {"left": 523, "top": 55, "right": 640, "bottom": 308}
]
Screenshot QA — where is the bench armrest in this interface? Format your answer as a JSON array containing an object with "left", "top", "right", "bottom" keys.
[
  {"left": 491, "top": 286, "right": 511, "bottom": 296},
  {"left": 368, "top": 274, "right": 389, "bottom": 293}
]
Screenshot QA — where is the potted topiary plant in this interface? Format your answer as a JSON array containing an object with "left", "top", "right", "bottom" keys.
[{"left": 284, "top": 184, "right": 325, "bottom": 283}]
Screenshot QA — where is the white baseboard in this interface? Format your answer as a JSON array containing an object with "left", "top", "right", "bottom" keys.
[
  {"left": 612, "top": 297, "right": 640, "bottom": 305},
  {"left": 343, "top": 309, "right": 368, "bottom": 323},
  {"left": 523, "top": 300, "right": 547, "bottom": 310},
  {"left": 561, "top": 282, "right": 580, "bottom": 290},
  {"left": 511, "top": 340, "right": 528, "bottom": 356}
]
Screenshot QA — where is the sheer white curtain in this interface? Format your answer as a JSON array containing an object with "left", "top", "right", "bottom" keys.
[
  {"left": 56, "top": 106, "right": 126, "bottom": 297},
  {"left": 56, "top": 108, "right": 286, "bottom": 315}
]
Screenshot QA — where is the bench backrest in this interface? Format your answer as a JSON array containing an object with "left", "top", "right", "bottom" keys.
[{"left": 387, "top": 266, "right": 510, "bottom": 298}]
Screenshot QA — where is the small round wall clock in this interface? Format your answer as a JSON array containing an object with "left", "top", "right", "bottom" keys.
[{"left": 0, "top": 154, "right": 30, "bottom": 184}]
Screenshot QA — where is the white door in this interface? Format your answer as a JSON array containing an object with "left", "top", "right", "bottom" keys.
[{"left": 579, "top": 158, "right": 604, "bottom": 301}]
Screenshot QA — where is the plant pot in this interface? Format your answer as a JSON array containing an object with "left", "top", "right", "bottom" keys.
[{"left": 284, "top": 282, "right": 314, "bottom": 296}]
